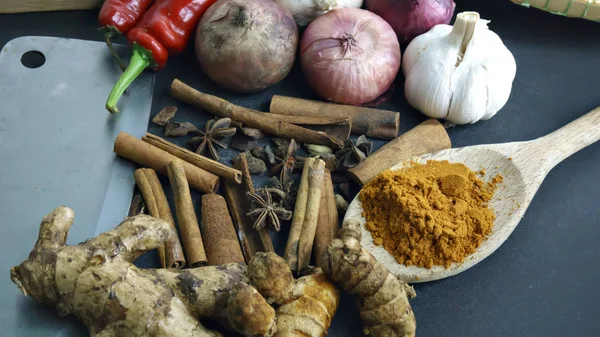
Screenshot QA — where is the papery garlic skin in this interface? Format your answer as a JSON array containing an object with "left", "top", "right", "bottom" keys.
[
  {"left": 274, "top": 0, "right": 363, "bottom": 26},
  {"left": 403, "top": 11, "right": 516, "bottom": 124}
]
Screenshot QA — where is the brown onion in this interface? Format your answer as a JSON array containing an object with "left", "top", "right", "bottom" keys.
[
  {"left": 195, "top": 0, "right": 298, "bottom": 93},
  {"left": 300, "top": 8, "right": 401, "bottom": 106}
]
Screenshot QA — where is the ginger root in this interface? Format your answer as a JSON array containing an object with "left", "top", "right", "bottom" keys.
[
  {"left": 321, "top": 220, "right": 417, "bottom": 337},
  {"left": 10, "top": 207, "right": 276, "bottom": 337},
  {"left": 249, "top": 252, "right": 341, "bottom": 337}
]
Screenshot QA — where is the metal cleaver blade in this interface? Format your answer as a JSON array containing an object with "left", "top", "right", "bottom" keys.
[{"left": 0, "top": 36, "right": 155, "bottom": 336}]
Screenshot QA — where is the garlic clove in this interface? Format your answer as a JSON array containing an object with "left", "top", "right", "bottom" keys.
[
  {"left": 481, "top": 44, "right": 517, "bottom": 121},
  {"left": 403, "top": 27, "right": 455, "bottom": 120},
  {"left": 404, "top": 68, "right": 453, "bottom": 120},
  {"left": 447, "top": 65, "right": 489, "bottom": 124}
]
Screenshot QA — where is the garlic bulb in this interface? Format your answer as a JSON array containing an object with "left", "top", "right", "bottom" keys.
[
  {"left": 274, "top": 0, "right": 363, "bottom": 26},
  {"left": 402, "top": 11, "right": 517, "bottom": 124}
]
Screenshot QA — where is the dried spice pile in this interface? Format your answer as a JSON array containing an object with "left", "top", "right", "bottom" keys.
[{"left": 360, "top": 160, "right": 503, "bottom": 268}]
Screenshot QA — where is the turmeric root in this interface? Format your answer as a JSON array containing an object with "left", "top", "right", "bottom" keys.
[
  {"left": 10, "top": 207, "right": 276, "bottom": 337},
  {"left": 248, "top": 251, "right": 295, "bottom": 305},
  {"left": 321, "top": 220, "right": 417, "bottom": 337},
  {"left": 249, "top": 252, "right": 340, "bottom": 337}
]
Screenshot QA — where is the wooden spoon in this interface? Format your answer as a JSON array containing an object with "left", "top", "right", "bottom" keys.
[{"left": 345, "top": 105, "right": 600, "bottom": 283}]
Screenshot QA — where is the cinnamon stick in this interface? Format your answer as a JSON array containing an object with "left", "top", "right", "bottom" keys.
[
  {"left": 201, "top": 194, "right": 245, "bottom": 265},
  {"left": 348, "top": 119, "right": 452, "bottom": 185},
  {"left": 267, "top": 115, "right": 350, "bottom": 125},
  {"left": 142, "top": 132, "right": 242, "bottom": 184},
  {"left": 296, "top": 159, "right": 326, "bottom": 271},
  {"left": 224, "top": 153, "right": 274, "bottom": 262},
  {"left": 270, "top": 95, "right": 401, "bottom": 139},
  {"left": 170, "top": 79, "right": 344, "bottom": 149},
  {"left": 283, "top": 157, "right": 314, "bottom": 271},
  {"left": 283, "top": 157, "right": 326, "bottom": 271},
  {"left": 313, "top": 169, "right": 338, "bottom": 269},
  {"left": 266, "top": 114, "right": 352, "bottom": 143},
  {"left": 114, "top": 132, "right": 220, "bottom": 193},
  {"left": 166, "top": 160, "right": 207, "bottom": 267},
  {"left": 134, "top": 168, "right": 186, "bottom": 270}
]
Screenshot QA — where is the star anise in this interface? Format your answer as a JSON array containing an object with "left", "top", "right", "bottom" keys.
[
  {"left": 265, "top": 139, "right": 297, "bottom": 210},
  {"left": 269, "top": 139, "right": 298, "bottom": 177},
  {"left": 266, "top": 176, "right": 296, "bottom": 211},
  {"left": 246, "top": 189, "right": 292, "bottom": 232},
  {"left": 335, "top": 135, "right": 373, "bottom": 170},
  {"left": 186, "top": 118, "right": 236, "bottom": 161}
]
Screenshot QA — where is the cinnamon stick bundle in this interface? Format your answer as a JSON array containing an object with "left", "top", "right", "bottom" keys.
[
  {"left": 312, "top": 169, "right": 338, "bottom": 269},
  {"left": 296, "top": 159, "right": 326, "bottom": 271},
  {"left": 224, "top": 153, "right": 274, "bottom": 262},
  {"left": 283, "top": 157, "right": 326, "bottom": 272},
  {"left": 170, "top": 79, "right": 343, "bottom": 150},
  {"left": 200, "top": 194, "right": 245, "bottom": 265},
  {"left": 270, "top": 95, "right": 400, "bottom": 139},
  {"left": 283, "top": 157, "right": 313, "bottom": 270},
  {"left": 134, "top": 168, "right": 186, "bottom": 270},
  {"left": 348, "top": 119, "right": 452, "bottom": 185},
  {"left": 114, "top": 132, "right": 219, "bottom": 193},
  {"left": 143, "top": 133, "right": 242, "bottom": 184},
  {"left": 167, "top": 160, "right": 207, "bottom": 267}
]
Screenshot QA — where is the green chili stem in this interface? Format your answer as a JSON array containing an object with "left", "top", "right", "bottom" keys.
[{"left": 105, "top": 44, "right": 151, "bottom": 114}]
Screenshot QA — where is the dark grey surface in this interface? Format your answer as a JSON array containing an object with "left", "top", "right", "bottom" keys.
[{"left": 1, "top": 0, "right": 599, "bottom": 336}]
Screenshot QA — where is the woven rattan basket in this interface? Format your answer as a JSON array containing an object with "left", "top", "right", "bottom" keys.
[{"left": 512, "top": 0, "right": 600, "bottom": 21}]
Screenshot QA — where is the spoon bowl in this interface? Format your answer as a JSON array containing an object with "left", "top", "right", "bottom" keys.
[{"left": 345, "top": 106, "right": 600, "bottom": 283}]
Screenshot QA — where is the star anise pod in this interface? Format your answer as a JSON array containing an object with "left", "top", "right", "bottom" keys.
[
  {"left": 186, "top": 118, "right": 236, "bottom": 161},
  {"left": 266, "top": 176, "right": 296, "bottom": 211},
  {"left": 246, "top": 189, "right": 292, "bottom": 232},
  {"left": 264, "top": 139, "right": 297, "bottom": 210},
  {"left": 269, "top": 139, "right": 298, "bottom": 177},
  {"left": 335, "top": 135, "right": 373, "bottom": 170}
]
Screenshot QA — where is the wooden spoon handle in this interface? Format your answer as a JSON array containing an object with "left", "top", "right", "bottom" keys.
[{"left": 529, "top": 105, "right": 600, "bottom": 169}]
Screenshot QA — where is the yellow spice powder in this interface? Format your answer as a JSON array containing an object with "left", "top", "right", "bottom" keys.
[{"left": 360, "top": 160, "right": 503, "bottom": 269}]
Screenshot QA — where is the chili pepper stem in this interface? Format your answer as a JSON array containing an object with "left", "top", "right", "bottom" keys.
[
  {"left": 99, "top": 26, "right": 127, "bottom": 71},
  {"left": 104, "top": 33, "right": 127, "bottom": 71},
  {"left": 105, "top": 44, "right": 151, "bottom": 114}
]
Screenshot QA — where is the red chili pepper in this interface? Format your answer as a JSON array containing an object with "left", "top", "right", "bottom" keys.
[
  {"left": 98, "top": 0, "right": 154, "bottom": 70},
  {"left": 105, "top": 0, "right": 217, "bottom": 114}
]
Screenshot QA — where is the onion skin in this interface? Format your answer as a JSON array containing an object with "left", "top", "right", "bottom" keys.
[
  {"left": 366, "top": 0, "right": 456, "bottom": 43},
  {"left": 300, "top": 8, "right": 401, "bottom": 106},
  {"left": 195, "top": 0, "right": 298, "bottom": 93}
]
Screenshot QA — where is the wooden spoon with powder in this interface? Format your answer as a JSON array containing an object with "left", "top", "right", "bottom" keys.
[{"left": 345, "top": 105, "right": 600, "bottom": 283}]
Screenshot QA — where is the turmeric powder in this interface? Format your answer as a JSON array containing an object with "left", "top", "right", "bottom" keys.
[{"left": 360, "top": 160, "right": 502, "bottom": 269}]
